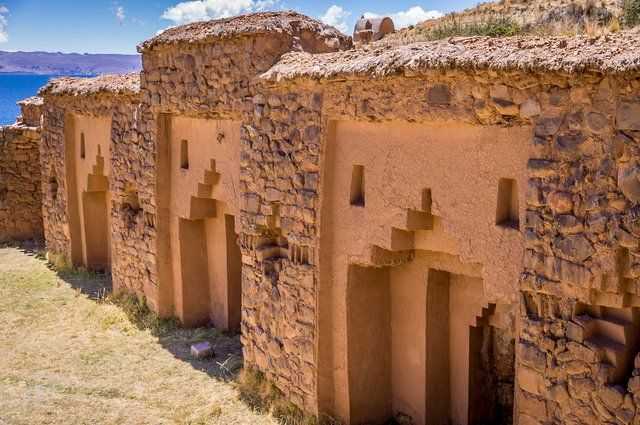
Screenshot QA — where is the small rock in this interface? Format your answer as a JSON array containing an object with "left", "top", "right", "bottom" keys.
[
  {"left": 586, "top": 112, "right": 608, "bottom": 134},
  {"left": 427, "top": 84, "right": 451, "bottom": 105},
  {"left": 598, "top": 385, "right": 625, "bottom": 410},
  {"left": 534, "top": 116, "right": 564, "bottom": 137},
  {"left": 190, "top": 341, "right": 215, "bottom": 359}
]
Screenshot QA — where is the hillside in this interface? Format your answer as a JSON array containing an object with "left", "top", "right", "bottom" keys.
[
  {"left": 0, "top": 51, "right": 141, "bottom": 75},
  {"left": 378, "top": 0, "right": 626, "bottom": 46}
]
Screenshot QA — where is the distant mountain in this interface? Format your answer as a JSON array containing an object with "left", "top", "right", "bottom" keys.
[{"left": 0, "top": 51, "right": 141, "bottom": 75}]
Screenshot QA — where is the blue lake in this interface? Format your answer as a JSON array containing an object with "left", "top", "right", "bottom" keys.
[{"left": 0, "top": 74, "right": 56, "bottom": 125}]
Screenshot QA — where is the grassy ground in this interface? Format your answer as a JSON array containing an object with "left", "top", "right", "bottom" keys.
[{"left": 0, "top": 243, "right": 279, "bottom": 425}]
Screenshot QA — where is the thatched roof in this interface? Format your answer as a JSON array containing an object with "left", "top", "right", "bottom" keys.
[
  {"left": 263, "top": 32, "right": 640, "bottom": 82},
  {"left": 138, "top": 11, "right": 351, "bottom": 53},
  {"left": 39, "top": 73, "right": 140, "bottom": 97}
]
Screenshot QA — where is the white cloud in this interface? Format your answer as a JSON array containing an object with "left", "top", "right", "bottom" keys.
[
  {"left": 116, "top": 6, "right": 126, "bottom": 26},
  {"left": 0, "top": 7, "right": 8, "bottom": 44},
  {"left": 319, "top": 5, "right": 350, "bottom": 33},
  {"left": 364, "top": 6, "right": 443, "bottom": 29},
  {"left": 110, "top": 3, "right": 126, "bottom": 27},
  {"left": 161, "top": 0, "right": 282, "bottom": 25}
]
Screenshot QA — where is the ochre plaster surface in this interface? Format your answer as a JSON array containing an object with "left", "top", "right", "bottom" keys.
[
  {"left": 165, "top": 116, "right": 242, "bottom": 328},
  {"left": 66, "top": 114, "right": 112, "bottom": 270},
  {"left": 319, "top": 120, "right": 528, "bottom": 423}
]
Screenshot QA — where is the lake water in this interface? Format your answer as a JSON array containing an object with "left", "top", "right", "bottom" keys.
[{"left": 0, "top": 74, "right": 56, "bottom": 126}]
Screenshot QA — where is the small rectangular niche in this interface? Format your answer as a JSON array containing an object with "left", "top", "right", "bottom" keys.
[
  {"left": 180, "top": 139, "right": 189, "bottom": 170},
  {"left": 422, "top": 188, "right": 432, "bottom": 212},
  {"left": 350, "top": 164, "right": 365, "bottom": 207},
  {"left": 80, "top": 133, "right": 86, "bottom": 159},
  {"left": 495, "top": 178, "right": 519, "bottom": 229}
]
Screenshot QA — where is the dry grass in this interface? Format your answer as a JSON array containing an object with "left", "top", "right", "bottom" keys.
[
  {"left": 0, "top": 243, "right": 279, "bottom": 425},
  {"left": 236, "top": 369, "right": 341, "bottom": 425}
]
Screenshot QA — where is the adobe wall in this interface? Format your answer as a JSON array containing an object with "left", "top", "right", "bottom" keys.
[
  {"left": 257, "top": 49, "right": 640, "bottom": 422},
  {"left": 250, "top": 69, "right": 530, "bottom": 420},
  {"left": 38, "top": 78, "right": 149, "bottom": 296},
  {"left": 0, "top": 98, "right": 43, "bottom": 242}
]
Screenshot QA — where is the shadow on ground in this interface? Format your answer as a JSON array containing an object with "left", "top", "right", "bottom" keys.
[{"left": 17, "top": 238, "right": 246, "bottom": 383}]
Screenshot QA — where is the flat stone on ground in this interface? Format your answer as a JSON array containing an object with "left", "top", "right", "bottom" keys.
[{"left": 190, "top": 341, "right": 215, "bottom": 358}]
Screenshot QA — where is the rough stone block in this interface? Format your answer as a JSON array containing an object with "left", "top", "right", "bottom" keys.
[
  {"left": 616, "top": 102, "right": 640, "bottom": 130},
  {"left": 190, "top": 341, "right": 215, "bottom": 358}
]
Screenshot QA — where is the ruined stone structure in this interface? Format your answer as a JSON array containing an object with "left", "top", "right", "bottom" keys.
[
  {"left": 4, "top": 10, "right": 640, "bottom": 425},
  {"left": 38, "top": 74, "right": 142, "bottom": 278},
  {"left": 0, "top": 97, "right": 43, "bottom": 242},
  {"left": 353, "top": 16, "right": 395, "bottom": 47}
]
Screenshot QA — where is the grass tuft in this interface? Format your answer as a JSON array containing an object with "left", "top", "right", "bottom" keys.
[
  {"left": 428, "top": 14, "right": 523, "bottom": 40},
  {"left": 46, "top": 250, "right": 73, "bottom": 273},
  {"left": 622, "top": 0, "right": 640, "bottom": 27},
  {"left": 237, "top": 368, "right": 341, "bottom": 425},
  {"left": 107, "top": 292, "right": 182, "bottom": 336}
]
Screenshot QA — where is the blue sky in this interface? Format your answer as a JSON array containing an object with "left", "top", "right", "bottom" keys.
[{"left": 0, "top": 0, "right": 480, "bottom": 54}]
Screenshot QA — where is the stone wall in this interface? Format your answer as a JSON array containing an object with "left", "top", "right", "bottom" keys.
[
  {"left": 38, "top": 76, "right": 149, "bottom": 297},
  {"left": 31, "top": 13, "right": 640, "bottom": 423},
  {"left": 0, "top": 101, "right": 43, "bottom": 242},
  {"left": 517, "top": 76, "right": 640, "bottom": 424},
  {"left": 136, "top": 11, "right": 350, "bottom": 408},
  {"left": 258, "top": 42, "right": 640, "bottom": 422}
]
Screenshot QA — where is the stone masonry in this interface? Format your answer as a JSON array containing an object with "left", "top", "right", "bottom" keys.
[
  {"left": 0, "top": 97, "right": 43, "bottom": 243},
  {"left": 4, "top": 11, "right": 640, "bottom": 425}
]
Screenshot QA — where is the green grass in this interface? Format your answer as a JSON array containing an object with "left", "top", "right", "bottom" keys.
[
  {"left": 622, "top": 0, "right": 640, "bottom": 27},
  {"left": 427, "top": 14, "right": 523, "bottom": 40},
  {"left": 0, "top": 243, "right": 277, "bottom": 425}
]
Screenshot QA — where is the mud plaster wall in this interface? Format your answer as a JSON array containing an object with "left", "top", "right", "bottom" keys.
[
  {"left": 251, "top": 67, "right": 640, "bottom": 422},
  {"left": 321, "top": 119, "right": 527, "bottom": 423},
  {"left": 39, "top": 93, "right": 150, "bottom": 296},
  {"left": 137, "top": 28, "right": 349, "bottom": 407},
  {"left": 68, "top": 114, "right": 112, "bottom": 269},
  {"left": 0, "top": 121, "right": 43, "bottom": 242},
  {"left": 167, "top": 116, "right": 241, "bottom": 328}
]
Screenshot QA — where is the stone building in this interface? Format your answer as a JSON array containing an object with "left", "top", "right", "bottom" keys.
[
  {"left": 37, "top": 74, "right": 143, "bottom": 281},
  {"left": 353, "top": 16, "right": 395, "bottom": 47},
  {"left": 258, "top": 34, "right": 640, "bottom": 424},
  {"left": 4, "top": 10, "right": 640, "bottom": 425},
  {"left": 0, "top": 97, "right": 43, "bottom": 243}
]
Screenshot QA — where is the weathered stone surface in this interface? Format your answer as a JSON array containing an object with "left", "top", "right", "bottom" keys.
[
  {"left": 598, "top": 385, "right": 625, "bottom": 410},
  {"left": 520, "top": 99, "right": 541, "bottom": 118},
  {"left": 616, "top": 102, "right": 640, "bottom": 131},
  {"left": 534, "top": 116, "right": 564, "bottom": 137},
  {"left": 619, "top": 162, "right": 640, "bottom": 203},
  {"left": 553, "top": 234, "right": 595, "bottom": 263},
  {"left": 586, "top": 112, "right": 607, "bottom": 134},
  {"left": 548, "top": 190, "right": 573, "bottom": 214},
  {"left": 426, "top": 84, "right": 451, "bottom": 105}
]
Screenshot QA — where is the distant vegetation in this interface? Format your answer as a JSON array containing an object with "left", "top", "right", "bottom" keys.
[
  {"left": 376, "top": 0, "right": 639, "bottom": 46},
  {"left": 427, "top": 15, "right": 523, "bottom": 40},
  {"left": 622, "top": 0, "right": 640, "bottom": 27}
]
